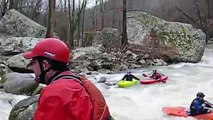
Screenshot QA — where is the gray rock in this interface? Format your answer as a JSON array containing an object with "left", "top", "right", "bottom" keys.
[
  {"left": 127, "top": 11, "right": 206, "bottom": 63},
  {"left": 153, "top": 59, "right": 167, "bottom": 66},
  {"left": 3, "top": 73, "right": 38, "bottom": 95},
  {"left": 0, "top": 9, "right": 46, "bottom": 37},
  {"left": 9, "top": 96, "right": 38, "bottom": 120},
  {"left": 7, "top": 54, "right": 29, "bottom": 69},
  {"left": 98, "top": 76, "right": 107, "bottom": 83},
  {"left": 0, "top": 37, "right": 41, "bottom": 54},
  {"left": 0, "top": 59, "right": 9, "bottom": 77},
  {"left": 92, "top": 28, "right": 122, "bottom": 49}
]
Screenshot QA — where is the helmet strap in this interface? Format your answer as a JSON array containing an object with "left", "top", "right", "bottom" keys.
[
  {"left": 46, "top": 71, "right": 63, "bottom": 85},
  {"left": 38, "top": 58, "right": 52, "bottom": 84}
]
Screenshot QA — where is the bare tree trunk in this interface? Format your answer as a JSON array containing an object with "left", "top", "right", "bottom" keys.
[
  {"left": 95, "top": 0, "right": 98, "bottom": 30},
  {"left": 64, "top": 0, "right": 67, "bottom": 13},
  {"left": 91, "top": 0, "right": 96, "bottom": 30},
  {"left": 9, "top": 0, "right": 13, "bottom": 9},
  {"left": 70, "top": 0, "right": 75, "bottom": 47},
  {"left": 46, "top": 0, "right": 56, "bottom": 38},
  {"left": 121, "top": 0, "right": 128, "bottom": 46},
  {"left": 77, "top": 0, "right": 81, "bottom": 45},
  {"left": 195, "top": 0, "right": 203, "bottom": 29},
  {"left": 100, "top": 0, "right": 105, "bottom": 28},
  {"left": 1, "top": 0, "right": 8, "bottom": 17},
  {"left": 68, "top": 0, "right": 72, "bottom": 47},
  {"left": 81, "top": 0, "right": 86, "bottom": 42},
  {"left": 207, "top": 0, "right": 210, "bottom": 18},
  {"left": 67, "top": 0, "right": 87, "bottom": 48},
  {"left": 60, "top": 0, "right": 63, "bottom": 12},
  {"left": 111, "top": 1, "right": 116, "bottom": 28},
  {"left": 119, "top": 14, "right": 121, "bottom": 31},
  {"left": 65, "top": 0, "right": 70, "bottom": 45},
  {"left": 19, "top": 0, "right": 23, "bottom": 13},
  {"left": 32, "top": 0, "right": 43, "bottom": 21}
]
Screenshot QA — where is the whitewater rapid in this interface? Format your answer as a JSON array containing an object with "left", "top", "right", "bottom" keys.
[
  {"left": 91, "top": 48, "right": 213, "bottom": 120},
  {"left": 1, "top": 48, "right": 213, "bottom": 120}
]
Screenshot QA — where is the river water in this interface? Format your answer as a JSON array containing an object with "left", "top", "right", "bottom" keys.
[{"left": 1, "top": 48, "right": 213, "bottom": 120}]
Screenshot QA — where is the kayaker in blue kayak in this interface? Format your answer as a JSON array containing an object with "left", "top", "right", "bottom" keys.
[
  {"left": 121, "top": 71, "right": 140, "bottom": 81},
  {"left": 189, "top": 92, "right": 213, "bottom": 116},
  {"left": 150, "top": 69, "right": 162, "bottom": 80}
]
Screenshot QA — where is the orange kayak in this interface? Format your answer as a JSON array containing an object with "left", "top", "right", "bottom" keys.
[{"left": 162, "top": 106, "right": 213, "bottom": 120}]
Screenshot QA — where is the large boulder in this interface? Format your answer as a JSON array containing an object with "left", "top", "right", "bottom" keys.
[
  {"left": 0, "top": 59, "right": 10, "bottom": 77},
  {"left": 3, "top": 72, "right": 38, "bottom": 95},
  {"left": 127, "top": 11, "right": 206, "bottom": 63},
  {"left": 7, "top": 54, "right": 29, "bottom": 70},
  {"left": 0, "top": 37, "right": 41, "bottom": 56},
  {"left": 92, "top": 28, "right": 122, "bottom": 50},
  {"left": 9, "top": 96, "right": 38, "bottom": 120},
  {"left": 0, "top": 37, "right": 41, "bottom": 72},
  {"left": 0, "top": 9, "right": 46, "bottom": 37}
]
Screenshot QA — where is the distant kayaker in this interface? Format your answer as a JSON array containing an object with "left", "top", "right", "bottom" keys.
[
  {"left": 189, "top": 92, "right": 213, "bottom": 116},
  {"left": 121, "top": 71, "right": 140, "bottom": 81},
  {"left": 150, "top": 69, "right": 162, "bottom": 80}
]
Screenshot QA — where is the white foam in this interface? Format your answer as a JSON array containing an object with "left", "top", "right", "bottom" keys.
[{"left": 1, "top": 49, "right": 213, "bottom": 120}]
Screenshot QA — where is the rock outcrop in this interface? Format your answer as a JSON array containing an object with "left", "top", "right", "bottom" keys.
[
  {"left": 0, "top": 9, "right": 46, "bottom": 38},
  {"left": 127, "top": 11, "right": 206, "bottom": 63}
]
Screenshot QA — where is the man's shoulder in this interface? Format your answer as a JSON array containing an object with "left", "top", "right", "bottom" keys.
[{"left": 48, "top": 79, "right": 82, "bottom": 90}]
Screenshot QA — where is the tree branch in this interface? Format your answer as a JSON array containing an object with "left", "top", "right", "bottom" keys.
[{"left": 175, "top": 6, "right": 198, "bottom": 25}]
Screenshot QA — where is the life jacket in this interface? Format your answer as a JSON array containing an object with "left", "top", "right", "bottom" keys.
[
  {"left": 150, "top": 73, "right": 161, "bottom": 79},
  {"left": 190, "top": 98, "right": 205, "bottom": 116},
  {"left": 52, "top": 71, "right": 111, "bottom": 120}
]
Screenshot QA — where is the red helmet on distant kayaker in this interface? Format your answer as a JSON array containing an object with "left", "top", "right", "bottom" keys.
[
  {"left": 153, "top": 69, "right": 157, "bottom": 73},
  {"left": 196, "top": 92, "right": 205, "bottom": 98}
]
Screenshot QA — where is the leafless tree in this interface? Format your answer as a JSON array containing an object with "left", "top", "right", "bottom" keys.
[
  {"left": 100, "top": 0, "right": 105, "bottom": 28},
  {"left": 121, "top": 0, "right": 128, "bottom": 46},
  {"left": 46, "top": 0, "right": 56, "bottom": 38},
  {"left": 1, "top": 0, "right": 8, "bottom": 17},
  {"left": 95, "top": 0, "right": 98, "bottom": 29},
  {"left": 66, "top": 0, "right": 87, "bottom": 47},
  {"left": 80, "top": 0, "right": 87, "bottom": 47},
  {"left": 8, "top": 0, "right": 13, "bottom": 9},
  {"left": 176, "top": 0, "right": 213, "bottom": 43},
  {"left": 91, "top": 0, "right": 97, "bottom": 30}
]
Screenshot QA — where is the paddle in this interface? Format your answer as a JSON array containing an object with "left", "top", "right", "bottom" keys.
[
  {"left": 204, "top": 100, "right": 213, "bottom": 108},
  {"left": 203, "top": 107, "right": 213, "bottom": 110},
  {"left": 142, "top": 73, "right": 148, "bottom": 77},
  {"left": 142, "top": 73, "right": 163, "bottom": 82}
]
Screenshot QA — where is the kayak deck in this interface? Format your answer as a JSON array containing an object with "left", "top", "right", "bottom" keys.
[
  {"left": 117, "top": 79, "right": 138, "bottom": 88},
  {"left": 162, "top": 106, "right": 213, "bottom": 120},
  {"left": 140, "top": 76, "right": 168, "bottom": 84}
]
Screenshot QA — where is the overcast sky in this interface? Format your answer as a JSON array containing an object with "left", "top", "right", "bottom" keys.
[
  {"left": 55, "top": 0, "right": 107, "bottom": 8},
  {"left": 86, "top": 0, "right": 108, "bottom": 8},
  {"left": 87, "top": 0, "right": 95, "bottom": 8}
]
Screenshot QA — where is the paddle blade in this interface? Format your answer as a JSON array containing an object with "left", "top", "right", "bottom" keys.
[{"left": 142, "top": 73, "right": 148, "bottom": 77}]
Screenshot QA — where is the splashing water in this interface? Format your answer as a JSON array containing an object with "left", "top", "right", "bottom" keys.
[
  {"left": 91, "top": 49, "right": 213, "bottom": 120},
  {"left": 1, "top": 49, "right": 213, "bottom": 120}
]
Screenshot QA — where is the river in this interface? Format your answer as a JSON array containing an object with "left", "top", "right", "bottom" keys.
[{"left": 1, "top": 48, "right": 213, "bottom": 120}]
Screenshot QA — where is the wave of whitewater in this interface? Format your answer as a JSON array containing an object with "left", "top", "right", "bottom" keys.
[
  {"left": 1, "top": 49, "right": 213, "bottom": 120},
  {"left": 92, "top": 48, "right": 213, "bottom": 120}
]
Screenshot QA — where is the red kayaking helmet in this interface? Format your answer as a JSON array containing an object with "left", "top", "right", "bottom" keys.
[
  {"left": 196, "top": 92, "right": 205, "bottom": 98},
  {"left": 23, "top": 38, "right": 70, "bottom": 64},
  {"left": 153, "top": 69, "right": 157, "bottom": 73}
]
